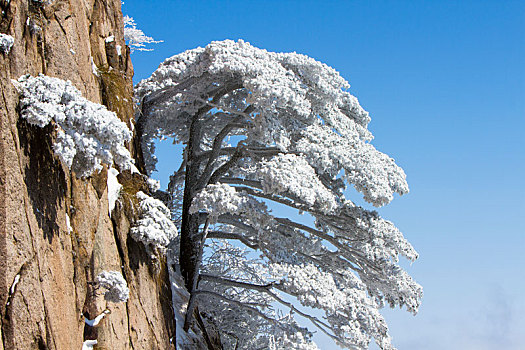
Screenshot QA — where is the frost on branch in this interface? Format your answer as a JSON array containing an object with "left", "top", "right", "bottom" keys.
[
  {"left": 199, "top": 241, "right": 319, "bottom": 349},
  {"left": 131, "top": 191, "right": 178, "bottom": 253},
  {"left": 190, "top": 183, "right": 269, "bottom": 226},
  {"left": 250, "top": 153, "right": 338, "bottom": 214},
  {"left": 296, "top": 125, "right": 408, "bottom": 207},
  {"left": 96, "top": 271, "right": 129, "bottom": 303},
  {"left": 136, "top": 40, "right": 421, "bottom": 349},
  {"left": 135, "top": 39, "right": 408, "bottom": 207},
  {"left": 123, "top": 15, "right": 162, "bottom": 53},
  {"left": 17, "top": 74, "right": 133, "bottom": 178},
  {"left": 0, "top": 33, "right": 14, "bottom": 54}
]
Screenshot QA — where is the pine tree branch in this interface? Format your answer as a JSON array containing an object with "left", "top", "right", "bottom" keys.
[
  {"left": 207, "top": 231, "right": 259, "bottom": 249},
  {"left": 273, "top": 217, "right": 380, "bottom": 272},
  {"left": 200, "top": 274, "right": 276, "bottom": 292},
  {"left": 194, "top": 290, "right": 278, "bottom": 325},
  {"left": 199, "top": 275, "right": 338, "bottom": 342}
]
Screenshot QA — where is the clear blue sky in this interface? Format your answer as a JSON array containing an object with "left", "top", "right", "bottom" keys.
[{"left": 123, "top": 1, "right": 525, "bottom": 349}]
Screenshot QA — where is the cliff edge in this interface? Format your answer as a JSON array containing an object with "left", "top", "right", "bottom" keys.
[{"left": 0, "top": 0, "right": 176, "bottom": 348}]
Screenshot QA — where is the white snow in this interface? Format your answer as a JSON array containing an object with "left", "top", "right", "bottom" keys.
[
  {"left": 146, "top": 178, "right": 161, "bottom": 192},
  {"left": 0, "top": 33, "right": 14, "bottom": 54},
  {"left": 65, "top": 213, "right": 72, "bottom": 234},
  {"left": 116, "top": 44, "right": 122, "bottom": 56},
  {"left": 252, "top": 153, "right": 338, "bottom": 214},
  {"left": 90, "top": 56, "right": 99, "bottom": 77},
  {"left": 84, "top": 309, "right": 110, "bottom": 327},
  {"left": 190, "top": 183, "right": 269, "bottom": 226},
  {"left": 134, "top": 39, "right": 420, "bottom": 350},
  {"left": 70, "top": 48, "right": 76, "bottom": 55},
  {"left": 96, "top": 271, "right": 129, "bottom": 303},
  {"left": 105, "top": 35, "right": 115, "bottom": 43},
  {"left": 129, "top": 163, "right": 140, "bottom": 174},
  {"left": 167, "top": 249, "right": 201, "bottom": 348},
  {"left": 17, "top": 74, "right": 134, "bottom": 178},
  {"left": 82, "top": 340, "right": 98, "bottom": 350},
  {"left": 131, "top": 191, "right": 178, "bottom": 252},
  {"left": 10, "top": 274, "right": 20, "bottom": 295},
  {"left": 123, "top": 15, "right": 162, "bottom": 52},
  {"left": 107, "top": 167, "right": 122, "bottom": 216}
]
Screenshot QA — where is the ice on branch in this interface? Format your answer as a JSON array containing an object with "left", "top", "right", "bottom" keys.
[
  {"left": 17, "top": 74, "right": 133, "bottom": 178},
  {"left": 123, "top": 15, "right": 162, "bottom": 53},
  {"left": 84, "top": 309, "right": 110, "bottom": 327},
  {"left": 0, "top": 33, "right": 14, "bottom": 54},
  {"left": 131, "top": 191, "right": 178, "bottom": 252},
  {"left": 96, "top": 271, "right": 129, "bottom": 303}
]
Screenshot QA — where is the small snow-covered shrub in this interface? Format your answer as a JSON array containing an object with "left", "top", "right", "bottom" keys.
[
  {"left": 96, "top": 270, "right": 129, "bottom": 303},
  {"left": 17, "top": 74, "right": 134, "bottom": 177},
  {"left": 0, "top": 33, "right": 14, "bottom": 54},
  {"left": 131, "top": 191, "right": 178, "bottom": 252},
  {"left": 123, "top": 16, "right": 162, "bottom": 53}
]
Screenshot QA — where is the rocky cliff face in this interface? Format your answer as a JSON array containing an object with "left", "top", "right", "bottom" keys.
[{"left": 0, "top": 0, "right": 176, "bottom": 348}]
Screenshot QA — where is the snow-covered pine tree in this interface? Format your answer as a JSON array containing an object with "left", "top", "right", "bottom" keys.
[{"left": 135, "top": 39, "right": 422, "bottom": 350}]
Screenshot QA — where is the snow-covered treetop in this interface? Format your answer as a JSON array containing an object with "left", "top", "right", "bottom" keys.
[
  {"left": 136, "top": 39, "right": 407, "bottom": 207},
  {"left": 96, "top": 270, "right": 129, "bottom": 303},
  {"left": 136, "top": 40, "right": 421, "bottom": 349},
  {"left": 16, "top": 74, "right": 134, "bottom": 177}
]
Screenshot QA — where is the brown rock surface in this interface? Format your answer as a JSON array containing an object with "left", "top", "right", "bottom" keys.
[{"left": 0, "top": 0, "right": 175, "bottom": 349}]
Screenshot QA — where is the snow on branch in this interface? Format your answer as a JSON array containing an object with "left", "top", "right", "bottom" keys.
[
  {"left": 123, "top": 15, "right": 162, "bottom": 53},
  {"left": 0, "top": 33, "right": 14, "bottom": 54},
  {"left": 136, "top": 40, "right": 420, "bottom": 350},
  {"left": 250, "top": 153, "right": 338, "bottom": 214},
  {"left": 96, "top": 271, "right": 129, "bottom": 303},
  {"left": 16, "top": 74, "right": 134, "bottom": 178},
  {"left": 189, "top": 183, "right": 270, "bottom": 227},
  {"left": 131, "top": 191, "right": 178, "bottom": 253},
  {"left": 135, "top": 39, "right": 408, "bottom": 206}
]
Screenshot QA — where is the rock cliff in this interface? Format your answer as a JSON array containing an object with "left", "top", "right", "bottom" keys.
[{"left": 0, "top": 0, "right": 177, "bottom": 348}]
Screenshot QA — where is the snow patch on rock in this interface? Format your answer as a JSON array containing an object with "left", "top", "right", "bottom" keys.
[
  {"left": 0, "top": 33, "right": 14, "bottom": 54},
  {"left": 107, "top": 168, "right": 122, "bottom": 216},
  {"left": 96, "top": 271, "right": 129, "bottom": 303}
]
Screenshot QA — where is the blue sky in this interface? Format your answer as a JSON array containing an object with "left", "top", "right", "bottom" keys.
[{"left": 123, "top": 1, "right": 525, "bottom": 349}]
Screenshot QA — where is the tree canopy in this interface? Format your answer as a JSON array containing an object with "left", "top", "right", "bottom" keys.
[{"left": 135, "top": 39, "right": 422, "bottom": 350}]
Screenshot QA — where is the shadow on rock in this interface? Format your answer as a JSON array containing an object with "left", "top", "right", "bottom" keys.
[{"left": 17, "top": 118, "right": 66, "bottom": 243}]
